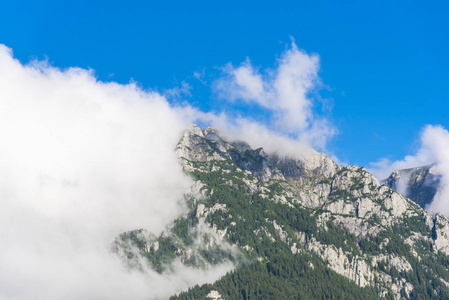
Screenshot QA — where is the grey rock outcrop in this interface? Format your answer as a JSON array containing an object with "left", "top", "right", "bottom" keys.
[{"left": 383, "top": 164, "right": 440, "bottom": 209}]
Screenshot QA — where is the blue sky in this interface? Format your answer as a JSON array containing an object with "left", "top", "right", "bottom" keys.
[{"left": 1, "top": 0, "right": 448, "bottom": 168}]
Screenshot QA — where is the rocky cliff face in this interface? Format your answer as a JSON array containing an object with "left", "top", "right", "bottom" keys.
[
  {"left": 116, "top": 125, "right": 449, "bottom": 299},
  {"left": 383, "top": 164, "right": 440, "bottom": 209}
]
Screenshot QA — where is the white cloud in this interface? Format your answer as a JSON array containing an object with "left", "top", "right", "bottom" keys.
[
  {"left": 369, "top": 125, "right": 449, "bottom": 217},
  {"left": 0, "top": 45, "right": 229, "bottom": 300},
  {"left": 164, "top": 80, "right": 192, "bottom": 100},
  {"left": 213, "top": 41, "right": 336, "bottom": 150},
  {"left": 210, "top": 115, "right": 316, "bottom": 159},
  {"left": 369, "top": 152, "right": 433, "bottom": 181},
  {"left": 420, "top": 126, "right": 449, "bottom": 216},
  {"left": 217, "top": 59, "right": 269, "bottom": 107}
]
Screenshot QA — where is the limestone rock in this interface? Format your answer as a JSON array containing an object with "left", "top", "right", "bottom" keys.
[{"left": 434, "top": 213, "right": 449, "bottom": 256}]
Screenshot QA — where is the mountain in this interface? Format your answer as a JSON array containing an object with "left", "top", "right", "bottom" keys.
[
  {"left": 115, "top": 125, "right": 449, "bottom": 299},
  {"left": 383, "top": 165, "right": 440, "bottom": 209}
]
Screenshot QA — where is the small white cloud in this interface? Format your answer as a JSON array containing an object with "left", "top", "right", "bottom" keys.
[
  {"left": 216, "top": 59, "right": 270, "bottom": 106},
  {"left": 193, "top": 68, "right": 205, "bottom": 80},
  {"left": 213, "top": 41, "right": 335, "bottom": 150},
  {"left": 369, "top": 125, "right": 449, "bottom": 217},
  {"left": 164, "top": 80, "right": 192, "bottom": 100},
  {"left": 368, "top": 128, "right": 435, "bottom": 180},
  {"left": 420, "top": 125, "right": 449, "bottom": 216}
]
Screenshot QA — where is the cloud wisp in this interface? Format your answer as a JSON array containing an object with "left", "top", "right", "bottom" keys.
[
  {"left": 369, "top": 125, "right": 449, "bottom": 217},
  {"left": 213, "top": 41, "right": 336, "bottom": 150}
]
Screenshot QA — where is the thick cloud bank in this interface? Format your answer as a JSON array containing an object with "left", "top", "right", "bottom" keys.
[
  {"left": 370, "top": 125, "right": 449, "bottom": 217},
  {"left": 0, "top": 45, "right": 233, "bottom": 300}
]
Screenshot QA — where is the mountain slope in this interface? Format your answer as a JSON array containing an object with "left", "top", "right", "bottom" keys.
[{"left": 116, "top": 125, "right": 449, "bottom": 299}]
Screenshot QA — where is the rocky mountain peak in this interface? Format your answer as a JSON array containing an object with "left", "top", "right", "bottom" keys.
[
  {"left": 118, "top": 125, "right": 449, "bottom": 299},
  {"left": 383, "top": 164, "right": 440, "bottom": 209}
]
